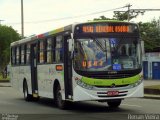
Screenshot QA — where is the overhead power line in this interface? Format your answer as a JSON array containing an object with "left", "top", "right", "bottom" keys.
[
  {"left": 130, "top": 9, "right": 160, "bottom": 12},
  {"left": 114, "top": 4, "right": 160, "bottom": 21},
  {"left": 8, "top": 5, "right": 127, "bottom": 25}
]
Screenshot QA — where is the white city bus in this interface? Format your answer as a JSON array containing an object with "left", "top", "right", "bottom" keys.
[{"left": 10, "top": 20, "right": 143, "bottom": 109}]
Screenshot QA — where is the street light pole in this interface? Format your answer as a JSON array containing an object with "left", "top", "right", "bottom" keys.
[{"left": 21, "top": 0, "right": 24, "bottom": 38}]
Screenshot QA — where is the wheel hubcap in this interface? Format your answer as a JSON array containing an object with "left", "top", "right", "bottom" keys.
[{"left": 57, "top": 91, "right": 62, "bottom": 105}]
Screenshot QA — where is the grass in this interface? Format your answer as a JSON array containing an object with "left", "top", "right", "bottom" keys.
[
  {"left": 0, "top": 74, "right": 10, "bottom": 81},
  {"left": 144, "top": 85, "right": 160, "bottom": 90}
]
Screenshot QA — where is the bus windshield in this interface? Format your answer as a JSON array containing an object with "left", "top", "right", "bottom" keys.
[{"left": 73, "top": 37, "right": 141, "bottom": 71}]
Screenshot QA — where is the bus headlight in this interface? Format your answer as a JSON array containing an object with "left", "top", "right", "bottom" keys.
[
  {"left": 129, "top": 78, "right": 143, "bottom": 88},
  {"left": 76, "top": 80, "right": 94, "bottom": 90}
]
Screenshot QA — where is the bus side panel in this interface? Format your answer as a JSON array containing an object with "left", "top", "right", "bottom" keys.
[
  {"left": 10, "top": 66, "right": 20, "bottom": 90},
  {"left": 37, "top": 64, "right": 65, "bottom": 99},
  {"left": 11, "top": 65, "right": 32, "bottom": 95},
  {"left": 19, "top": 66, "right": 32, "bottom": 94}
]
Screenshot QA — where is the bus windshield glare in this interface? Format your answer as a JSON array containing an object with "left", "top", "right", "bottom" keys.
[{"left": 74, "top": 37, "right": 141, "bottom": 71}]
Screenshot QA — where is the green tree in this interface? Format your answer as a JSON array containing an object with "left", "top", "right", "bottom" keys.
[
  {"left": 94, "top": 12, "right": 137, "bottom": 21},
  {"left": 0, "top": 25, "right": 20, "bottom": 72},
  {"left": 113, "top": 11, "right": 137, "bottom": 21},
  {"left": 94, "top": 15, "right": 116, "bottom": 20},
  {"left": 138, "top": 19, "right": 160, "bottom": 51}
]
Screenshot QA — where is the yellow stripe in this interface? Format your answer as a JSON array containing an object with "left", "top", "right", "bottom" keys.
[{"left": 49, "top": 27, "right": 64, "bottom": 35}]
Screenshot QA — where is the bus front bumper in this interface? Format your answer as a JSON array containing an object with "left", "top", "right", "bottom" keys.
[{"left": 73, "top": 82, "right": 144, "bottom": 101}]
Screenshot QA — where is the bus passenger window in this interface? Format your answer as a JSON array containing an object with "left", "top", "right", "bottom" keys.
[
  {"left": 43, "top": 40, "right": 47, "bottom": 63},
  {"left": 55, "top": 36, "right": 63, "bottom": 63},
  {"left": 39, "top": 41, "right": 44, "bottom": 63},
  {"left": 19, "top": 46, "right": 21, "bottom": 64},
  {"left": 24, "top": 45, "right": 27, "bottom": 64},
  {"left": 11, "top": 47, "right": 16, "bottom": 65},
  {"left": 52, "top": 37, "right": 56, "bottom": 62},
  {"left": 21, "top": 45, "right": 24, "bottom": 64},
  {"left": 26, "top": 44, "right": 30, "bottom": 64},
  {"left": 16, "top": 47, "right": 19, "bottom": 65},
  {"left": 47, "top": 38, "right": 52, "bottom": 63}
]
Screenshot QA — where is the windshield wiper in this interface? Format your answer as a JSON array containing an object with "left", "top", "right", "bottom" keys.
[{"left": 94, "top": 38, "right": 106, "bottom": 52}]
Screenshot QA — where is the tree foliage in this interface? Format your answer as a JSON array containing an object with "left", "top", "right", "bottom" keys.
[
  {"left": 138, "top": 20, "right": 160, "bottom": 51},
  {"left": 0, "top": 25, "right": 20, "bottom": 71},
  {"left": 113, "top": 12, "right": 137, "bottom": 21},
  {"left": 94, "top": 15, "right": 116, "bottom": 20}
]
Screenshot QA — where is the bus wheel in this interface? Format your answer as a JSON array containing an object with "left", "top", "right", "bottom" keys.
[
  {"left": 107, "top": 99, "right": 122, "bottom": 108},
  {"left": 55, "top": 85, "right": 67, "bottom": 109},
  {"left": 23, "top": 81, "right": 32, "bottom": 101}
]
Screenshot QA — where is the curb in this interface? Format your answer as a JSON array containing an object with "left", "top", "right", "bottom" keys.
[
  {"left": 0, "top": 81, "right": 11, "bottom": 87},
  {"left": 144, "top": 88, "right": 160, "bottom": 95},
  {"left": 144, "top": 94, "right": 160, "bottom": 100},
  {"left": 0, "top": 80, "right": 10, "bottom": 83},
  {"left": 0, "top": 85, "right": 11, "bottom": 87}
]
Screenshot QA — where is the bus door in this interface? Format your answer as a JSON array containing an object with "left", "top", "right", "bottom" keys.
[
  {"left": 63, "top": 35, "right": 73, "bottom": 100},
  {"left": 30, "top": 43, "right": 38, "bottom": 97}
]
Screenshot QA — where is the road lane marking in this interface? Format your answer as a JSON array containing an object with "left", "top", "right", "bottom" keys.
[{"left": 121, "top": 104, "right": 142, "bottom": 108}]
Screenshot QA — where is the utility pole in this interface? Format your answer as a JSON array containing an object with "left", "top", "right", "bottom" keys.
[
  {"left": 114, "top": 4, "right": 132, "bottom": 21},
  {"left": 127, "top": 4, "right": 132, "bottom": 22},
  {"left": 21, "top": 0, "right": 24, "bottom": 38},
  {"left": 114, "top": 6, "right": 160, "bottom": 22}
]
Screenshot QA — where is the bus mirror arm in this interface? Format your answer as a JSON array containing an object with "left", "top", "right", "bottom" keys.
[
  {"left": 69, "top": 51, "right": 74, "bottom": 60},
  {"left": 68, "top": 39, "right": 73, "bottom": 52}
]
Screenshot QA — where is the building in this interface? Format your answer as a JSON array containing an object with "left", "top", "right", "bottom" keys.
[{"left": 143, "top": 47, "right": 160, "bottom": 80}]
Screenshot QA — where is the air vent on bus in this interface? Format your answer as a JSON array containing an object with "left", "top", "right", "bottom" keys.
[
  {"left": 97, "top": 91, "right": 128, "bottom": 98},
  {"left": 95, "top": 84, "right": 129, "bottom": 88},
  {"left": 86, "top": 73, "right": 133, "bottom": 79}
]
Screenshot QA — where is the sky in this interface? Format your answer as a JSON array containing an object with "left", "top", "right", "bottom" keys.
[{"left": 0, "top": 0, "right": 160, "bottom": 36}]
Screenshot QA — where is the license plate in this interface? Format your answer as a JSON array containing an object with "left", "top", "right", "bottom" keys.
[{"left": 107, "top": 91, "right": 119, "bottom": 96}]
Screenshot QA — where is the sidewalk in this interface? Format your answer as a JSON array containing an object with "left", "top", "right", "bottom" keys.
[
  {"left": 144, "top": 79, "right": 160, "bottom": 86},
  {"left": 144, "top": 79, "right": 160, "bottom": 99},
  {"left": 0, "top": 80, "right": 11, "bottom": 87}
]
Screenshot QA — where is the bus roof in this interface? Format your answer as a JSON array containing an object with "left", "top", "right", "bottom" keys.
[{"left": 11, "top": 25, "right": 72, "bottom": 46}]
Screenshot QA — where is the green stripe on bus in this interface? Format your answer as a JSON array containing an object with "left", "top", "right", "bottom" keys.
[
  {"left": 49, "top": 27, "right": 64, "bottom": 35},
  {"left": 87, "top": 20, "right": 127, "bottom": 23},
  {"left": 81, "top": 74, "right": 140, "bottom": 86}
]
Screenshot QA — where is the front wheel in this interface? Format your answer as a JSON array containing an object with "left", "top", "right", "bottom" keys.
[
  {"left": 55, "top": 85, "right": 67, "bottom": 109},
  {"left": 107, "top": 99, "right": 122, "bottom": 108}
]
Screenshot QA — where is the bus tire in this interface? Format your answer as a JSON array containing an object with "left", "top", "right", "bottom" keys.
[
  {"left": 107, "top": 99, "right": 121, "bottom": 108},
  {"left": 23, "top": 81, "right": 33, "bottom": 101},
  {"left": 55, "top": 84, "right": 67, "bottom": 109}
]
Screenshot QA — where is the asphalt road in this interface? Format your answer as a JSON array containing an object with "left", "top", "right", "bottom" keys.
[{"left": 0, "top": 87, "right": 160, "bottom": 120}]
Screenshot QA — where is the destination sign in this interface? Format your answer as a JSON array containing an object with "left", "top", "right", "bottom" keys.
[
  {"left": 75, "top": 23, "right": 138, "bottom": 34},
  {"left": 82, "top": 25, "right": 129, "bottom": 33}
]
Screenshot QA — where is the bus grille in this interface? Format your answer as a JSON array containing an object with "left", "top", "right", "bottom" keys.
[
  {"left": 97, "top": 91, "right": 128, "bottom": 97},
  {"left": 85, "top": 73, "right": 133, "bottom": 79},
  {"left": 95, "top": 84, "right": 129, "bottom": 88},
  {"left": 98, "top": 94, "right": 127, "bottom": 97}
]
